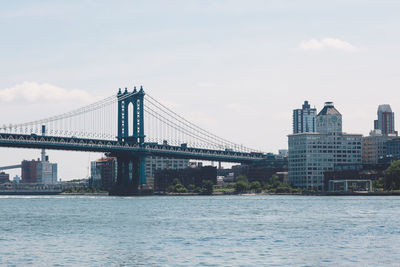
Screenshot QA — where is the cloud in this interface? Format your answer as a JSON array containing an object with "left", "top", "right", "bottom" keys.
[
  {"left": 0, "top": 82, "right": 95, "bottom": 103},
  {"left": 299, "top": 38, "right": 357, "bottom": 51}
]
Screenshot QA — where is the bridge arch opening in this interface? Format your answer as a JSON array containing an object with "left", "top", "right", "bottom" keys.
[{"left": 128, "top": 102, "right": 134, "bottom": 137}]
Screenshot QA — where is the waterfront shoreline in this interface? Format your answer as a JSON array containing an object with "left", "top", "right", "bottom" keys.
[
  {"left": 60, "top": 192, "right": 109, "bottom": 196},
  {"left": 1, "top": 191, "right": 400, "bottom": 196}
]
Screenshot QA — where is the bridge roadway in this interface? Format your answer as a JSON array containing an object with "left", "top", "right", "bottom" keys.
[
  {"left": 0, "top": 164, "right": 22, "bottom": 171},
  {"left": 0, "top": 133, "right": 265, "bottom": 163}
]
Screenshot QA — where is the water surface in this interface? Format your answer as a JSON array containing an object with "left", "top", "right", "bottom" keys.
[{"left": 1, "top": 195, "right": 400, "bottom": 266}]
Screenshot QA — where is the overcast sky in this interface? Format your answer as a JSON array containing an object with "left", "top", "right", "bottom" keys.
[{"left": 1, "top": 0, "right": 400, "bottom": 180}]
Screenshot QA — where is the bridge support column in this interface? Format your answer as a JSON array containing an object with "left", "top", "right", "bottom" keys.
[
  {"left": 111, "top": 153, "right": 140, "bottom": 196},
  {"left": 139, "top": 156, "right": 146, "bottom": 186}
]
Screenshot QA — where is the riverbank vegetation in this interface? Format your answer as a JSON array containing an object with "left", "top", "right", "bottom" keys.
[
  {"left": 167, "top": 179, "right": 214, "bottom": 195},
  {"left": 369, "top": 160, "right": 400, "bottom": 193},
  {"left": 63, "top": 187, "right": 107, "bottom": 194},
  {"left": 383, "top": 160, "right": 400, "bottom": 190},
  {"left": 231, "top": 175, "right": 300, "bottom": 194},
  {"left": 165, "top": 174, "right": 301, "bottom": 195}
]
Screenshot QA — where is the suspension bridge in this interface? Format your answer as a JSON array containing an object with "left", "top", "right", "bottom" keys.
[{"left": 0, "top": 86, "right": 265, "bottom": 195}]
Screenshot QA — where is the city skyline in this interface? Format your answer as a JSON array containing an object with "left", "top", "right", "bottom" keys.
[{"left": 2, "top": 1, "right": 400, "bottom": 180}]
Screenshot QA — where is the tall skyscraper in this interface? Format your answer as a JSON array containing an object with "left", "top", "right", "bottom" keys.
[
  {"left": 292, "top": 101, "right": 317, "bottom": 134},
  {"left": 288, "top": 102, "right": 362, "bottom": 189},
  {"left": 374, "top": 104, "right": 397, "bottom": 136},
  {"left": 316, "top": 102, "right": 342, "bottom": 134}
]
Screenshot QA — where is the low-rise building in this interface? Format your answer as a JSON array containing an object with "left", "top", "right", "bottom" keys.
[
  {"left": 231, "top": 153, "right": 288, "bottom": 184},
  {"left": 154, "top": 166, "right": 216, "bottom": 191},
  {"left": 145, "top": 156, "right": 190, "bottom": 188},
  {"left": 13, "top": 175, "right": 21, "bottom": 183},
  {"left": 323, "top": 163, "right": 387, "bottom": 191},
  {"left": 328, "top": 179, "right": 372, "bottom": 192},
  {"left": 0, "top": 172, "right": 10, "bottom": 183}
]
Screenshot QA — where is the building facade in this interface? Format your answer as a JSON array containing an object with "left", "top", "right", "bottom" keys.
[
  {"left": 154, "top": 165, "right": 217, "bottom": 191},
  {"left": 21, "top": 160, "right": 37, "bottom": 183},
  {"left": 231, "top": 153, "right": 288, "bottom": 184},
  {"left": 0, "top": 172, "right": 10, "bottom": 183},
  {"left": 386, "top": 138, "right": 400, "bottom": 160},
  {"left": 90, "top": 156, "right": 190, "bottom": 190},
  {"left": 288, "top": 102, "right": 362, "bottom": 190},
  {"left": 293, "top": 100, "right": 317, "bottom": 134},
  {"left": 374, "top": 104, "right": 397, "bottom": 136},
  {"left": 145, "top": 156, "right": 190, "bottom": 188},
  {"left": 21, "top": 158, "right": 57, "bottom": 184},
  {"left": 90, "top": 157, "right": 116, "bottom": 190},
  {"left": 324, "top": 163, "right": 387, "bottom": 191},
  {"left": 362, "top": 130, "right": 397, "bottom": 164}
]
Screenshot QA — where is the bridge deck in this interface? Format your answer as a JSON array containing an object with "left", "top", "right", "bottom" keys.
[{"left": 0, "top": 133, "right": 264, "bottom": 163}]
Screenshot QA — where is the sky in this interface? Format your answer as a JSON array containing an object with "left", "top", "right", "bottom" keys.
[{"left": 1, "top": 0, "right": 400, "bottom": 180}]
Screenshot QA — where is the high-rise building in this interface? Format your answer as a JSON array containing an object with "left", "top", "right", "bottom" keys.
[
  {"left": 90, "top": 157, "right": 116, "bottom": 190},
  {"left": 21, "top": 152, "right": 58, "bottom": 184},
  {"left": 21, "top": 160, "right": 37, "bottom": 183},
  {"left": 288, "top": 102, "right": 362, "bottom": 190},
  {"left": 292, "top": 100, "right": 317, "bottom": 134},
  {"left": 374, "top": 104, "right": 397, "bottom": 136},
  {"left": 362, "top": 130, "right": 397, "bottom": 164}
]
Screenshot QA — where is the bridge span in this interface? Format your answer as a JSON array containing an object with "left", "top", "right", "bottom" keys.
[
  {"left": 0, "top": 86, "right": 265, "bottom": 195},
  {"left": 0, "top": 133, "right": 264, "bottom": 163}
]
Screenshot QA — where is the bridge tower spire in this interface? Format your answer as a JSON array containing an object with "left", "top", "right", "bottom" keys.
[{"left": 117, "top": 86, "right": 145, "bottom": 145}]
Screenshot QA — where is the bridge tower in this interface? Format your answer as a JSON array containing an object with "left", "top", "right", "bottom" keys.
[
  {"left": 117, "top": 86, "right": 145, "bottom": 145},
  {"left": 113, "top": 86, "right": 146, "bottom": 195}
]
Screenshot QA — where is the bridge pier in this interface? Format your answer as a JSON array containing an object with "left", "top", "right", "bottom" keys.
[{"left": 109, "top": 152, "right": 146, "bottom": 196}]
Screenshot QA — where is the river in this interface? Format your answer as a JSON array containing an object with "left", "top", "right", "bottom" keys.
[{"left": 1, "top": 195, "right": 400, "bottom": 266}]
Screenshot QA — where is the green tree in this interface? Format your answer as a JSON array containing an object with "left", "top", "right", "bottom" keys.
[
  {"left": 384, "top": 160, "right": 400, "bottom": 190},
  {"left": 236, "top": 175, "right": 248, "bottom": 183},
  {"left": 274, "top": 183, "right": 292, "bottom": 193},
  {"left": 167, "top": 185, "right": 175, "bottom": 193},
  {"left": 194, "top": 187, "right": 202, "bottom": 193},
  {"left": 269, "top": 174, "right": 281, "bottom": 188},
  {"left": 201, "top": 180, "right": 214, "bottom": 195},
  {"left": 235, "top": 180, "right": 249, "bottom": 193},
  {"left": 187, "top": 184, "right": 195, "bottom": 192},
  {"left": 263, "top": 183, "right": 272, "bottom": 191},
  {"left": 250, "top": 181, "right": 262, "bottom": 193},
  {"left": 174, "top": 183, "right": 187, "bottom": 193}
]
